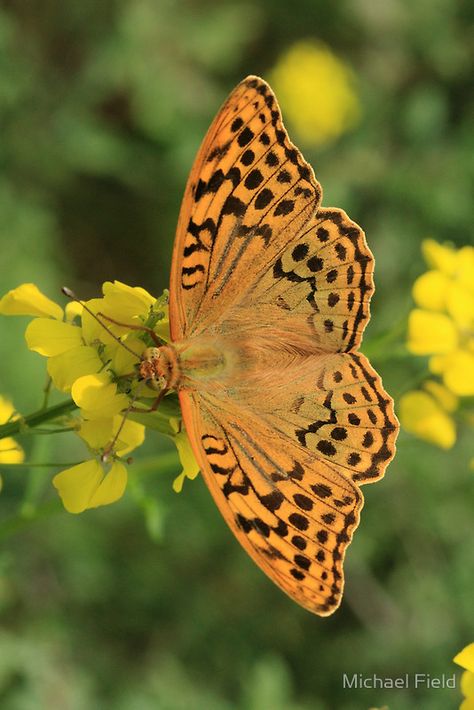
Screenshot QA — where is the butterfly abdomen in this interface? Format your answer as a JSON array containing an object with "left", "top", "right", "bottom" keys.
[{"left": 174, "top": 337, "right": 240, "bottom": 388}]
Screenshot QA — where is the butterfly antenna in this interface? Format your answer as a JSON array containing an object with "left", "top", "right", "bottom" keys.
[{"left": 62, "top": 286, "right": 142, "bottom": 358}]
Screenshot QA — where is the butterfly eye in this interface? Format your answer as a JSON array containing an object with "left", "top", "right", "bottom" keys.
[{"left": 138, "top": 348, "right": 161, "bottom": 387}]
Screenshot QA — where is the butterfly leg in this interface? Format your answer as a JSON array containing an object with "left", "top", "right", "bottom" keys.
[{"left": 128, "top": 387, "right": 169, "bottom": 414}]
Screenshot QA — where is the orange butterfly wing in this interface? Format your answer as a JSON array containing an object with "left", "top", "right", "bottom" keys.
[
  {"left": 178, "top": 351, "right": 397, "bottom": 615},
  {"left": 169, "top": 76, "right": 399, "bottom": 615},
  {"left": 169, "top": 76, "right": 321, "bottom": 340}
]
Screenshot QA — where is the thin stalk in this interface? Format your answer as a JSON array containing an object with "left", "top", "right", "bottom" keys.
[{"left": 0, "top": 399, "right": 77, "bottom": 440}]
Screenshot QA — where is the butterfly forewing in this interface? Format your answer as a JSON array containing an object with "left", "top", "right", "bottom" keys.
[
  {"left": 169, "top": 75, "right": 399, "bottom": 615},
  {"left": 170, "top": 76, "right": 322, "bottom": 340},
  {"left": 249, "top": 207, "right": 375, "bottom": 352}
]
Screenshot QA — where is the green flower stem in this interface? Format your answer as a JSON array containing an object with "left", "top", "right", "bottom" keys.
[{"left": 0, "top": 399, "right": 78, "bottom": 440}]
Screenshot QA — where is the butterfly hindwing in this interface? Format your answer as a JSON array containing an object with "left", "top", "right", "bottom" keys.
[
  {"left": 178, "top": 351, "right": 397, "bottom": 615},
  {"left": 179, "top": 389, "right": 362, "bottom": 616}
]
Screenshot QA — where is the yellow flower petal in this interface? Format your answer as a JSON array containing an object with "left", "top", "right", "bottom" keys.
[
  {"left": 25, "top": 318, "right": 82, "bottom": 357},
  {"left": 0, "top": 396, "right": 19, "bottom": 425},
  {"left": 171, "top": 425, "right": 200, "bottom": 492},
  {"left": 172, "top": 472, "right": 186, "bottom": 494},
  {"left": 104, "top": 334, "right": 145, "bottom": 376},
  {"left": 423, "top": 380, "right": 458, "bottom": 413},
  {"left": 429, "top": 354, "right": 447, "bottom": 375},
  {"left": 442, "top": 350, "right": 474, "bottom": 396},
  {"left": 455, "top": 644, "right": 474, "bottom": 673},
  {"left": 47, "top": 345, "right": 103, "bottom": 392},
  {"left": 88, "top": 461, "right": 127, "bottom": 508},
  {"left": 0, "top": 283, "right": 63, "bottom": 319},
  {"left": 101, "top": 280, "right": 155, "bottom": 323},
  {"left": 407, "top": 309, "right": 458, "bottom": 355},
  {"left": 113, "top": 417, "right": 145, "bottom": 456},
  {"left": 79, "top": 418, "right": 114, "bottom": 450},
  {"left": 399, "top": 390, "right": 456, "bottom": 449},
  {"left": 422, "top": 239, "right": 458, "bottom": 276},
  {"left": 79, "top": 415, "right": 145, "bottom": 456},
  {"left": 461, "top": 698, "right": 474, "bottom": 710},
  {"left": 461, "top": 671, "right": 474, "bottom": 699},
  {"left": 457, "top": 246, "right": 474, "bottom": 293},
  {"left": 53, "top": 459, "right": 104, "bottom": 514},
  {"left": 81, "top": 298, "right": 118, "bottom": 346},
  {"left": 0, "top": 437, "right": 24, "bottom": 464},
  {"left": 270, "top": 41, "right": 360, "bottom": 146},
  {"left": 72, "top": 373, "right": 129, "bottom": 419},
  {"left": 446, "top": 282, "right": 474, "bottom": 329},
  {"left": 80, "top": 283, "right": 161, "bottom": 349},
  {"left": 412, "top": 270, "right": 450, "bottom": 311},
  {"left": 65, "top": 300, "right": 83, "bottom": 323}
]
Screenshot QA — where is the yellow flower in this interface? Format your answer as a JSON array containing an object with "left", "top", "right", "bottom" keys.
[
  {"left": 79, "top": 416, "right": 145, "bottom": 456},
  {"left": 25, "top": 318, "right": 83, "bottom": 356},
  {"left": 47, "top": 346, "right": 104, "bottom": 393},
  {"left": 422, "top": 239, "right": 459, "bottom": 275},
  {"left": 1, "top": 280, "right": 178, "bottom": 510},
  {"left": 103, "top": 333, "right": 145, "bottom": 377},
  {"left": 53, "top": 459, "right": 128, "bottom": 514},
  {"left": 65, "top": 300, "right": 83, "bottom": 322},
  {"left": 170, "top": 418, "right": 200, "bottom": 493},
  {"left": 423, "top": 380, "right": 458, "bottom": 412},
  {"left": 270, "top": 41, "right": 360, "bottom": 147},
  {"left": 407, "top": 240, "right": 474, "bottom": 396},
  {"left": 455, "top": 644, "right": 474, "bottom": 674},
  {"left": 399, "top": 386, "right": 456, "bottom": 449},
  {"left": 430, "top": 350, "right": 474, "bottom": 397},
  {"left": 53, "top": 414, "right": 144, "bottom": 513},
  {"left": 81, "top": 280, "right": 156, "bottom": 346},
  {"left": 0, "top": 396, "right": 24, "bottom": 465},
  {"left": 71, "top": 373, "right": 129, "bottom": 420},
  {"left": 454, "top": 644, "right": 474, "bottom": 710},
  {"left": 412, "top": 270, "right": 450, "bottom": 311},
  {"left": 0, "top": 283, "right": 63, "bottom": 319},
  {"left": 25, "top": 318, "right": 103, "bottom": 393},
  {"left": 407, "top": 309, "right": 458, "bottom": 355}
]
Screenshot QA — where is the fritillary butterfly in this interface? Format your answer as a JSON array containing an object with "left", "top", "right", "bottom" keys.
[{"left": 146, "top": 76, "right": 399, "bottom": 615}]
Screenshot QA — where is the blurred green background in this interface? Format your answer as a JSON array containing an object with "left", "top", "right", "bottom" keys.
[{"left": 0, "top": 1, "right": 472, "bottom": 708}]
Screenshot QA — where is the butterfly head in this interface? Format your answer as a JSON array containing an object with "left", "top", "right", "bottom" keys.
[{"left": 139, "top": 345, "right": 180, "bottom": 391}]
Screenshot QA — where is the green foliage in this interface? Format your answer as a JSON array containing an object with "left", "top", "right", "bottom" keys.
[{"left": 0, "top": 1, "right": 472, "bottom": 708}]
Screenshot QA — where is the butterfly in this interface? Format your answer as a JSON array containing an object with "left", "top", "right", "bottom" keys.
[{"left": 145, "top": 75, "right": 399, "bottom": 615}]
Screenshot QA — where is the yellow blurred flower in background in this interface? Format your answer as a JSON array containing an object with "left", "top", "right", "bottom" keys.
[
  {"left": 270, "top": 40, "right": 360, "bottom": 147},
  {"left": 454, "top": 643, "right": 474, "bottom": 710},
  {"left": 399, "top": 381, "right": 457, "bottom": 449},
  {"left": 0, "top": 397, "right": 24, "bottom": 488},
  {"left": 401, "top": 240, "right": 473, "bottom": 450},
  {"left": 407, "top": 239, "right": 474, "bottom": 396}
]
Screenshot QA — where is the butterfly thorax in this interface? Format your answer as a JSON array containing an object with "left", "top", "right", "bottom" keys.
[{"left": 140, "top": 339, "right": 236, "bottom": 391}]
